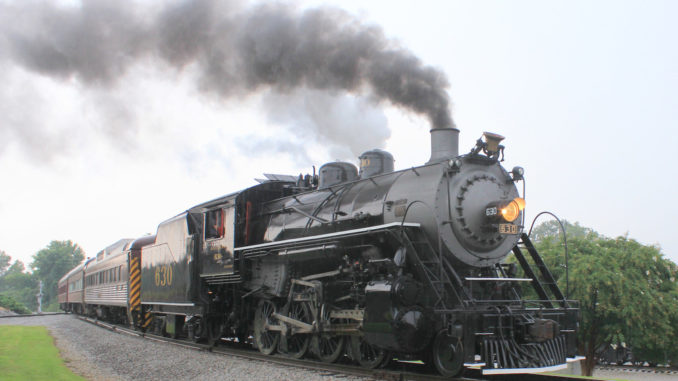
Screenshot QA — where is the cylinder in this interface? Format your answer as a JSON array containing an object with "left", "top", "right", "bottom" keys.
[{"left": 427, "top": 127, "right": 460, "bottom": 164}]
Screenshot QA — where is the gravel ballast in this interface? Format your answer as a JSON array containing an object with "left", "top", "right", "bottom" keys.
[
  {"left": 7, "top": 315, "right": 676, "bottom": 381},
  {"left": 0, "top": 314, "right": 370, "bottom": 381}
]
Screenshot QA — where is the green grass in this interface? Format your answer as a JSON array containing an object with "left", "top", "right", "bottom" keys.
[{"left": 0, "top": 326, "right": 86, "bottom": 381}]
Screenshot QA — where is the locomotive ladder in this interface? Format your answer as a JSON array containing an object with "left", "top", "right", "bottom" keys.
[
  {"left": 399, "top": 227, "right": 471, "bottom": 311},
  {"left": 512, "top": 233, "right": 568, "bottom": 308}
]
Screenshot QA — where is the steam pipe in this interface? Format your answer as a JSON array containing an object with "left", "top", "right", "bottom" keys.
[{"left": 528, "top": 211, "right": 569, "bottom": 300}]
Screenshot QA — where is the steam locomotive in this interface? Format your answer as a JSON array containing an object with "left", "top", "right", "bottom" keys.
[{"left": 59, "top": 127, "right": 580, "bottom": 376}]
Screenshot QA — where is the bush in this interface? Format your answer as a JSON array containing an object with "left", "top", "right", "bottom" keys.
[
  {"left": 0, "top": 294, "right": 32, "bottom": 314},
  {"left": 42, "top": 300, "right": 60, "bottom": 313}
]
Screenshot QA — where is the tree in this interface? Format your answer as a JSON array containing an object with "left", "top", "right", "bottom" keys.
[
  {"left": 528, "top": 220, "right": 595, "bottom": 242},
  {"left": 6, "top": 260, "right": 25, "bottom": 275},
  {"left": 0, "top": 255, "right": 38, "bottom": 312},
  {"left": 524, "top": 221, "right": 678, "bottom": 376},
  {"left": 0, "top": 250, "right": 10, "bottom": 276},
  {"left": 30, "top": 240, "right": 85, "bottom": 311}
]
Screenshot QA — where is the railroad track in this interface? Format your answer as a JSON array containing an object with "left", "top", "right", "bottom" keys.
[
  {"left": 595, "top": 365, "right": 678, "bottom": 376},
  {"left": 0, "top": 312, "right": 67, "bottom": 318},
  {"left": 75, "top": 315, "right": 593, "bottom": 381}
]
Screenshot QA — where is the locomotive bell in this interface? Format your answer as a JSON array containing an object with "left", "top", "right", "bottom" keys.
[{"left": 482, "top": 132, "right": 505, "bottom": 154}]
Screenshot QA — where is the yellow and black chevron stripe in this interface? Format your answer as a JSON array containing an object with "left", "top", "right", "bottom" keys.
[
  {"left": 143, "top": 311, "right": 153, "bottom": 329},
  {"left": 129, "top": 255, "right": 151, "bottom": 329},
  {"left": 129, "top": 256, "right": 141, "bottom": 311}
]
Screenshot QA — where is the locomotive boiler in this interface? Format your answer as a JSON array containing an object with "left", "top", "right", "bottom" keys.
[{"left": 59, "top": 127, "right": 580, "bottom": 377}]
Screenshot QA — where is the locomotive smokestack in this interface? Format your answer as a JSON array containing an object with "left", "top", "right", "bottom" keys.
[{"left": 427, "top": 127, "right": 459, "bottom": 164}]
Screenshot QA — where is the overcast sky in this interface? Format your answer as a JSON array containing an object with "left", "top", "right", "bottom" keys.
[{"left": 1, "top": 0, "right": 677, "bottom": 268}]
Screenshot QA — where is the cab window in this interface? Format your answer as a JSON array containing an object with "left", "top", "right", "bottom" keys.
[{"left": 205, "top": 209, "right": 224, "bottom": 239}]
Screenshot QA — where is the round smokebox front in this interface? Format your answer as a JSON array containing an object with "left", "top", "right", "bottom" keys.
[{"left": 436, "top": 162, "right": 522, "bottom": 267}]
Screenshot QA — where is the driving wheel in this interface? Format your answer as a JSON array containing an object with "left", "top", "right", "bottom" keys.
[
  {"left": 312, "top": 307, "right": 346, "bottom": 363},
  {"left": 281, "top": 302, "right": 312, "bottom": 359},
  {"left": 254, "top": 299, "right": 280, "bottom": 355}
]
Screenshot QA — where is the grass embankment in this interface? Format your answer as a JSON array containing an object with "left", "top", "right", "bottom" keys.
[{"left": 0, "top": 325, "right": 85, "bottom": 381}]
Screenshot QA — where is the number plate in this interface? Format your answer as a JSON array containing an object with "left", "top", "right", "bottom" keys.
[{"left": 498, "top": 223, "right": 519, "bottom": 235}]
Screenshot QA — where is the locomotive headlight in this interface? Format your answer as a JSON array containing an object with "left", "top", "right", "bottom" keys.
[
  {"left": 500, "top": 197, "right": 526, "bottom": 222},
  {"left": 500, "top": 202, "right": 520, "bottom": 222}
]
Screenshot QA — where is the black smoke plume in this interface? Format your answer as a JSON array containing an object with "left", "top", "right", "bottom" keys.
[{"left": 0, "top": 0, "right": 453, "bottom": 160}]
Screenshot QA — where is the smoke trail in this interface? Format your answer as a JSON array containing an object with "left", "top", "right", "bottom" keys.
[
  {"left": 0, "top": 0, "right": 453, "bottom": 160},
  {"left": 262, "top": 90, "right": 391, "bottom": 159}
]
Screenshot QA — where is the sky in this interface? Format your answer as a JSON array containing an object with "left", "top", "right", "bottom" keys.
[{"left": 1, "top": 0, "right": 677, "bottom": 268}]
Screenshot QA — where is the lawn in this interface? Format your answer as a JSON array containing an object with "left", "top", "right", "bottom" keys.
[{"left": 0, "top": 325, "right": 86, "bottom": 381}]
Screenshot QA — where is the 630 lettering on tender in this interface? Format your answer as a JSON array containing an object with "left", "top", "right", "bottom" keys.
[{"left": 154, "top": 265, "right": 173, "bottom": 287}]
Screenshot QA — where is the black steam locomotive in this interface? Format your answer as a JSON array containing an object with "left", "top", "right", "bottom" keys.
[{"left": 59, "top": 127, "right": 580, "bottom": 376}]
